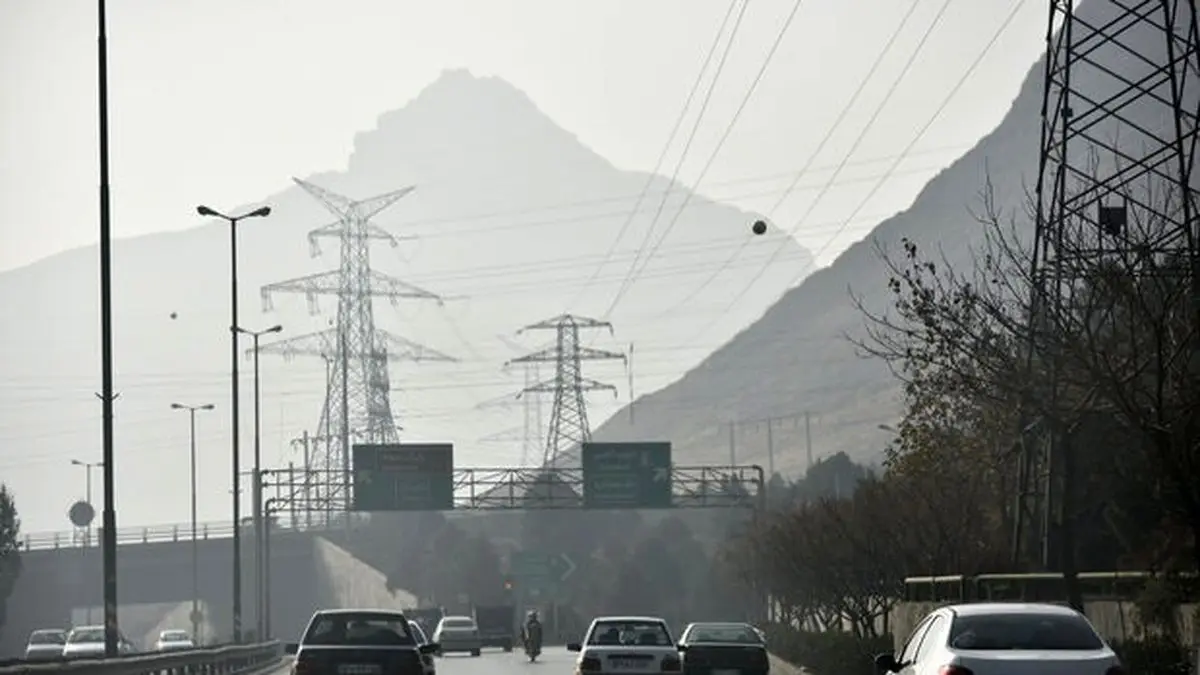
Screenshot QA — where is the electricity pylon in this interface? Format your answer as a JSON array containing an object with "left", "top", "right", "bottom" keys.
[
  {"left": 1016, "top": 1, "right": 1200, "bottom": 568},
  {"left": 477, "top": 335, "right": 548, "bottom": 466},
  {"left": 507, "top": 315, "right": 626, "bottom": 467},
  {"left": 257, "top": 178, "right": 456, "bottom": 511}
]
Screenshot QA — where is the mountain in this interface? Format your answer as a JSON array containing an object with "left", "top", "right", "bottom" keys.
[
  {"left": 591, "top": 0, "right": 1191, "bottom": 475},
  {"left": 0, "top": 69, "right": 814, "bottom": 532}
]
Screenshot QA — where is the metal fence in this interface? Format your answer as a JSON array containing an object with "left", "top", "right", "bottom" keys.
[
  {"left": 19, "top": 513, "right": 368, "bottom": 552},
  {"left": 0, "top": 641, "right": 282, "bottom": 675}
]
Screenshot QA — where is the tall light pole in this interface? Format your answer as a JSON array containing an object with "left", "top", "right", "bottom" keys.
[
  {"left": 235, "top": 323, "right": 281, "bottom": 640},
  {"left": 95, "top": 0, "right": 119, "bottom": 657},
  {"left": 196, "top": 203, "right": 271, "bottom": 643},
  {"left": 170, "top": 402, "right": 214, "bottom": 644}
]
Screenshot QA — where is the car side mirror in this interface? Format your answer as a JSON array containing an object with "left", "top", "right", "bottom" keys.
[
  {"left": 419, "top": 643, "right": 439, "bottom": 655},
  {"left": 566, "top": 642, "right": 582, "bottom": 652},
  {"left": 676, "top": 644, "right": 688, "bottom": 651},
  {"left": 284, "top": 643, "right": 299, "bottom": 655},
  {"left": 874, "top": 652, "right": 900, "bottom": 673}
]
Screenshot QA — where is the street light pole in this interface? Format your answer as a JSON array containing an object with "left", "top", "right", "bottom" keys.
[
  {"left": 70, "top": 458, "right": 105, "bottom": 625},
  {"left": 70, "top": 460, "right": 105, "bottom": 543},
  {"left": 196, "top": 203, "right": 271, "bottom": 643},
  {"left": 234, "top": 324, "right": 282, "bottom": 641},
  {"left": 171, "top": 402, "right": 214, "bottom": 644}
]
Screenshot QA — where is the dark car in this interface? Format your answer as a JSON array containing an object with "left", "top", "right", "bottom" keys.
[
  {"left": 285, "top": 609, "right": 440, "bottom": 675},
  {"left": 677, "top": 622, "right": 770, "bottom": 675}
]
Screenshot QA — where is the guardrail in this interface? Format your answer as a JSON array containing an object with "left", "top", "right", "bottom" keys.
[
  {"left": 20, "top": 514, "right": 371, "bottom": 552},
  {"left": 0, "top": 641, "right": 283, "bottom": 675}
]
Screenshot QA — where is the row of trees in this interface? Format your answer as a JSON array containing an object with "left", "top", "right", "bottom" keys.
[{"left": 719, "top": 176, "right": 1200, "bottom": 655}]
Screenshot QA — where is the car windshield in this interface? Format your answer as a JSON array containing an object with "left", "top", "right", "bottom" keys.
[
  {"left": 303, "top": 613, "right": 416, "bottom": 646},
  {"left": 588, "top": 620, "right": 673, "bottom": 646},
  {"left": 442, "top": 618, "right": 475, "bottom": 630},
  {"left": 160, "top": 631, "right": 190, "bottom": 642},
  {"left": 29, "top": 631, "right": 66, "bottom": 645},
  {"left": 687, "top": 625, "right": 762, "bottom": 644},
  {"left": 68, "top": 629, "right": 105, "bottom": 644},
  {"left": 948, "top": 613, "right": 1104, "bottom": 651}
]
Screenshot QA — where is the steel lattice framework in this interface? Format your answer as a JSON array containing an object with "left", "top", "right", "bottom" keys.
[
  {"left": 477, "top": 335, "right": 549, "bottom": 466},
  {"left": 507, "top": 315, "right": 625, "bottom": 467},
  {"left": 258, "top": 178, "right": 456, "bottom": 512},
  {"left": 1015, "top": 0, "right": 1200, "bottom": 568}
]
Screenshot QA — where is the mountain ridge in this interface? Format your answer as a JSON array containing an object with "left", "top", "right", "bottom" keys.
[{"left": 0, "top": 69, "right": 815, "bottom": 532}]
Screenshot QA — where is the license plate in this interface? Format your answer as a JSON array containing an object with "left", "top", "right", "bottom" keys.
[
  {"left": 336, "top": 665, "right": 380, "bottom": 675},
  {"left": 610, "top": 658, "right": 642, "bottom": 669}
]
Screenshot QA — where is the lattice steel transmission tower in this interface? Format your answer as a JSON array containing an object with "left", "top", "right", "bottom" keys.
[
  {"left": 1014, "top": 1, "right": 1200, "bottom": 568},
  {"left": 507, "top": 315, "right": 625, "bottom": 467},
  {"left": 258, "top": 178, "right": 456, "bottom": 512},
  {"left": 477, "top": 335, "right": 548, "bottom": 466}
]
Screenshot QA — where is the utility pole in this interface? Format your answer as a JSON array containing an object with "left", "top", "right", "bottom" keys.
[
  {"left": 727, "top": 422, "right": 736, "bottom": 465},
  {"left": 290, "top": 431, "right": 314, "bottom": 528},
  {"left": 804, "top": 411, "right": 813, "bottom": 472},
  {"left": 627, "top": 343, "right": 635, "bottom": 425},
  {"left": 728, "top": 412, "right": 806, "bottom": 476}
]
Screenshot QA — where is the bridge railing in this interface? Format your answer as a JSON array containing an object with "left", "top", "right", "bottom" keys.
[
  {"left": 0, "top": 640, "right": 282, "bottom": 675},
  {"left": 20, "top": 513, "right": 370, "bottom": 552}
]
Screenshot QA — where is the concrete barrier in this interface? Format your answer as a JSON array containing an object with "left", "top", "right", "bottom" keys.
[{"left": 311, "top": 537, "right": 418, "bottom": 610}]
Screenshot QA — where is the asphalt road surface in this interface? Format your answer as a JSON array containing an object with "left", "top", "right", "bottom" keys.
[
  {"left": 434, "top": 648, "right": 576, "bottom": 674},
  {"left": 262, "top": 648, "right": 576, "bottom": 675}
]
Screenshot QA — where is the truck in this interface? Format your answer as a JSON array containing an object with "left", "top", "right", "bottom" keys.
[{"left": 472, "top": 604, "right": 516, "bottom": 652}]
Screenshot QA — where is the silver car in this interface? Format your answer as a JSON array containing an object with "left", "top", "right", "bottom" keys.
[
  {"left": 62, "top": 625, "right": 135, "bottom": 659},
  {"left": 24, "top": 629, "right": 67, "bottom": 660},
  {"left": 432, "top": 616, "right": 482, "bottom": 657}
]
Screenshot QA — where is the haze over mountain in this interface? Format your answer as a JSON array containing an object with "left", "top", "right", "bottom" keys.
[
  {"left": 593, "top": 0, "right": 1190, "bottom": 475},
  {"left": 0, "top": 69, "right": 813, "bottom": 533}
]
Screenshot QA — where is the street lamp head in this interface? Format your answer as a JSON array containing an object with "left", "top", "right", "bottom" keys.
[
  {"left": 248, "top": 206, "right": 271, "bottom": 218},
  {"left": 267, "top": 324, "right": 283, "bottom": 334},
  {"left": 171, "top": 403, "right": 186, "bottom": 410},
  {"left": 200, "top": 404, "right": 216, "bottom": 411},
  {"left": 71, "top": 459, "right": 84, "bottom": 466},
  {"left": 196, "top": 205, "right": 219, "bottom": 217}
]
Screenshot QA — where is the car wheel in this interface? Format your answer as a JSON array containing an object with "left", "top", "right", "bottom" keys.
[{"left": 470, "top": 649, "right": 481, "bottom": 657}]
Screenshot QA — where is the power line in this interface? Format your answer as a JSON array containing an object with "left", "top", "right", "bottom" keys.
[
  {"left": 600, "top": 0, "right": 807, "bottom": 322},
  {"left": 566, "top": 0, "right": 747, "bottom": 311},
  {"left": 666, "top": 0, "right": 931, "bottom": 310}
]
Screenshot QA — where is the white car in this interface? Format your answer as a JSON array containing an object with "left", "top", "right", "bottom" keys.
[
  {"left": 62, "top": 625, "right": 135, "bottom": 659},
  {"left": 24, "top": 629, "right": 67, "bottom": 660},
  {"left": 876, "top": 602, "right": 1123, "bottom": 675},
  {"left": 567, "top": 616, "right": 681, "bottom": 674},
  {"left": 432, "top": 616, "right": 482, "bottom": 657},
  {"left": 154, "top": 629, "right": 195, "bottom": 652}
]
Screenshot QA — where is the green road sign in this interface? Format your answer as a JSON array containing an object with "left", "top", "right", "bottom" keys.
[
  {"left": 581, "top": 441, "right": 672, "bottom": 509},
  {"left": 510, "top": 550, "right": 576, "bottom": 583},
  {"left": 352, "top": 443, "right": 454, "bottom": 511}
]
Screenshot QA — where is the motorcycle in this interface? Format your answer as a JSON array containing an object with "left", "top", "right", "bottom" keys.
[{"left": 522, "top": 624, "right": 542, "bottom": 662}]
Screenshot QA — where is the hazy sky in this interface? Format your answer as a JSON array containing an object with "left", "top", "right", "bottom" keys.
[{"left": 0, "top": 0, "right": 1048, "bottom": 532}]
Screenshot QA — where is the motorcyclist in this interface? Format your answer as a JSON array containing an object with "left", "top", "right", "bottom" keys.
[{"left": 522, "top": 610, "right": 543, "bottom": 653}]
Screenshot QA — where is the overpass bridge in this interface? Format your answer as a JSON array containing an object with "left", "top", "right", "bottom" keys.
[{"left": 4, "top": 515, "right": 417, "bottom": 660}]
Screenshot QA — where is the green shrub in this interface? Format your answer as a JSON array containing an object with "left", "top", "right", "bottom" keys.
[
  {"left": 1111, "top": 637, "right": 1193, "bottom": 675},
  {"left": 763, "top": 625, "right": 892, "bottom": 675}
]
